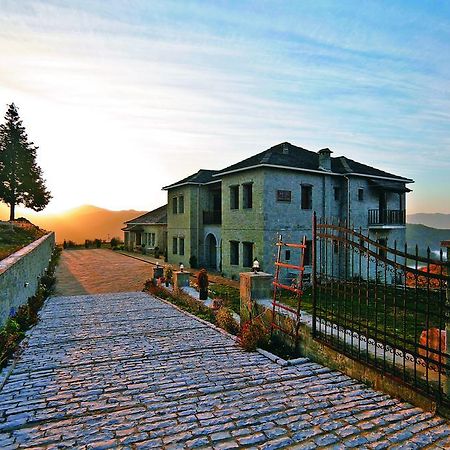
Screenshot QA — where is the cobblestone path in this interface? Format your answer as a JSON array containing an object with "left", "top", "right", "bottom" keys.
[
  {"left": 1, "top": 292, "right": 449, "bottom": 449},
  {"left": 55, "top": 250, "right": 153, "bottom": 296}
]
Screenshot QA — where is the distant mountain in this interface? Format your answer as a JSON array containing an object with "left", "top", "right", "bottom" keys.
[
  {"left": 407, "top": 213, "right": 450, "bottom": 229},
  {"left": 406, "top": 224, "right": 450, "bottom": 259},
  {"left": 0, "top": 204, "right": 147, "bottom": 244}
]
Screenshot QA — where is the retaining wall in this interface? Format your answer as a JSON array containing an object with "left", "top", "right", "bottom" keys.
[{"left": 0, "top": 232, "right": 55, "bottom": 326}]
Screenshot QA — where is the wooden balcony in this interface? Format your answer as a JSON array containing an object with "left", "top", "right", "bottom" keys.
[
  {"left": 203, "top": 210, "right": 222, "bottom": 225},
  {"left": 368, "top": 209, "right": 405, "bottom": 226}
]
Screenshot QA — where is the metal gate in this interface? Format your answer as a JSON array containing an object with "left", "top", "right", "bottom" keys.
[{"left": 312, "top": 213, "right": 450, "bottom": 409}]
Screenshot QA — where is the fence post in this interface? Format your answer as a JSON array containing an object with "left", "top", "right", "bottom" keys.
[
  {"left": 442, "top": 241, "right": 450, "bottom": 396},
  {"left": 312, "top": 212, "right": 317, "bottom": 337}
]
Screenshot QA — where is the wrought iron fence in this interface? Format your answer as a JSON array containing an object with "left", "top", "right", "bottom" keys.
[{"left": 312, "top": 214, "right": 449, "bottom": 409}]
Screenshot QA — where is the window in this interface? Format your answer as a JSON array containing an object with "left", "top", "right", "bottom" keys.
[
  {"left": 333, "top": 240, "right": 339, "bottom": 254},
  {"left": 378, "top": 238, "right": 387, "bottom": 258},
  {"left": 285, "top": 250, "right": 291, "bottom": 261},
  {"left": 146, "top": 232, "right": 155, "bottom": 247},
  {"left": 243, "top": 183, "right": 253, "bottom": 209},
  {"left": 178, "top": 195, "right": 184, "bottom": 214},
  {"left": 243, "top": 242, "right": 253, "bottom": 267},
  {"left": 301, "top": 185, "right": 312, "bottom": 210},
  {"left": 333, "top": 187, "right": 340, "bottom": 201},
  {"left": 230, "top": 241, "right": 239, "bottom": 265},
  {"left": 172, "top": 197, "right": 178, "bottom": 214},
  {"left": 230, "top": 185, "right": 239, "bottom": 209},
  {"left": 358, "top": 188, "right": 364, "bottom": 201},
  {"left": 277, "top": 190, "right": 292, "bottom": 202},
  {"left": 172, "top": 237, "right": 178, "bottom": 254},
  {"left": 179, "top": 237, "right": 185, "bottom": 256},
  {"left": 304, "top": 240, "right": 312, "bottom": 266}
]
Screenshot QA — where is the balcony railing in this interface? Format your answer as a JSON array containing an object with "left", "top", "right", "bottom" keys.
[
  {"left": 203, "top": 210, "right": 222, "bottom": 225},
  {"left": 368, "top": 209, "right": 405, "bottom": 226}
]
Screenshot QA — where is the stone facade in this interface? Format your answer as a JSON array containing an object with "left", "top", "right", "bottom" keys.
[
  {"left": 0, "top": 232, "right": 55, "bottom": 326},
  {"left": 163, "top": 142, "right": 411, "bottom": 280}
]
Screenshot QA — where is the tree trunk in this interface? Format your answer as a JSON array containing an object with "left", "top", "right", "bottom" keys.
[{"left": 9, "top": 203, "right": 15, "bottom": 221}]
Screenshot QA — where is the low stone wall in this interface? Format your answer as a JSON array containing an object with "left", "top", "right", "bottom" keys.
[{"left": 0, "top": 233, "right": 55, "bottom": 326}]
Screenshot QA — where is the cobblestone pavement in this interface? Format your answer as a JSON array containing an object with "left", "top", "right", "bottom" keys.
[
  {"left": 1, "top": 291, "right": 449, "bottom": 449},
  {"left": 55, "top": 250, "right": 153, "bottom": 296}
]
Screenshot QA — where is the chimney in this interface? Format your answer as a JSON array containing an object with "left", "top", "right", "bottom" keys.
[{"left": 318, "top": 148, "right": 333, "bottom": 171}]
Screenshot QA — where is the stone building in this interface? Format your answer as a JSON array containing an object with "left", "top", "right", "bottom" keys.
[
  {"left": 162, "top": 142, "right": 412, "bottom": 279},
  {"left": 122, "top": 205, "right": 167, "bottom": 256}
]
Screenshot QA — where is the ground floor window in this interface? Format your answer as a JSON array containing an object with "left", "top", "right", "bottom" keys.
[
  {"left": 145, "top": 232, "right": 156, "bottom": 247},
  {"left": 242, "top": 242, "right": 254, "bottom": 267},
  {"left": 179, "top": 237, "right": 185, "bottom": 256},
  {"left": 230, "top": 241, "right": 239, "bottom": 265},
  {"left": 304, "top": 240, "right": 312, "bottom": 266},
  {"left": 173, "top": 237, "right": 178, "bottom": 254}
]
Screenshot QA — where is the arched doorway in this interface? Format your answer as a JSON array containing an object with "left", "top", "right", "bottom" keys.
[{"left": 205, "top": 233, "right": 217, "bottom": 270}]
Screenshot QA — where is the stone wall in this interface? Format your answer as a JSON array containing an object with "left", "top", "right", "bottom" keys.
[{"left": 0, "top": 232, "right": 55, "bottom": 326}]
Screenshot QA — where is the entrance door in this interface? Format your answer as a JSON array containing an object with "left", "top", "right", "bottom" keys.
[{"left": 205, "top": 234, "right": 217, "bottom": 270}]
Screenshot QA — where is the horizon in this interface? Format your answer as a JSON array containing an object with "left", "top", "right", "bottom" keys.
[{"left": 1, "top": 1, "right": 450, "bottom": 215}]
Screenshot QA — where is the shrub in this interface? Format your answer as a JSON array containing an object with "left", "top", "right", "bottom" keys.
[
  {"left": 189, "top": 255, "right": 198, "bottom": 269},
  {"left": 238, "top": 319, "right": 268, "bottom": 352},
  {"left": 63, "top": 240, "right": 68, "bottom": 249},
  {"left": 216, "top": 307, "right": 239, "bottom": 335},
  {"left": 110, "top": 237, "right": 120, "bottom": 248},
  {"left": 94, "top": 239, "right": 102, "bottom": 248}
]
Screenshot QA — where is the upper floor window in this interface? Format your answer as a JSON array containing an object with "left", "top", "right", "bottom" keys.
[
  {"left": 230, "top": 241, "right": 239, "bottom": 265},
  {"left": 178, "top": 195, "right": 184, "bottom": 214},
  {"left": 172, "top": 197, "right": 178, "bottom": 214},
  {"left": 277, "top": 190, "right": 291, "bottom": 202},
  {"left": 230, "top": 185, "right": 239, "bottom": 209},
  {"left": 358, "top": 188, "right": 364, "bottom": 201},
  {"left": 333, "top": 187, "right": 341, "bottom": 201},
  {"left": 242, "top": 242, "right": 253, "bottom": 267},
  {"left": 285, "top": 250, "right": 291, "bottom": 261},
  {"left": 243, "top": 183, "right": 253, "bottom": 209},
  {"left": 301, "top": 185, "right": 312, "bottom": 210}
]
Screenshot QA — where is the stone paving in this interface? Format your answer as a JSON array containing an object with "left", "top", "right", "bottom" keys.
[
  {"left": 0, "top": 291, "right": 449, "bottom": 449},
  {"left": 54, "top": 249, "right": 153, "bottom": 295}
]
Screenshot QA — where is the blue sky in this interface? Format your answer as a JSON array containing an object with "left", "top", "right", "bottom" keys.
[{"left": 0, "top": 0, "right": 449, "bottom": 214}]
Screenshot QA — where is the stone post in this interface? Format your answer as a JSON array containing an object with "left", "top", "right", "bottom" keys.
[
  {"left": 173, "top": 270, "right": 191, "bottom": 294},
  {"left": 441, "top": 241, "right": 450, "bottom": 396},
  {"left": 239, "top": 272, "right": 273, "bottom": 323}
]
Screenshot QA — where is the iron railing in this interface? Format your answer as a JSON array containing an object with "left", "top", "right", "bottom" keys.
[
  {"left": 368, "top": 209, "right": 405, "bottom": 226},
  {"left": 203, "top": 210, "right": 222, "bottom": 225},
  {"left": 312, "top": 214, "right": 449, "bottom": 411}
]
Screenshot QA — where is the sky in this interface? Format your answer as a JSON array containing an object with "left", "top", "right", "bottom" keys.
[{"left": 0, "top": 0, "right": 449, "bottom": 215}]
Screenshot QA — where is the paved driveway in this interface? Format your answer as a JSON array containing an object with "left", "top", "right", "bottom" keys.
[
  {"left": 54, "top": 249, "right": 152, "bottom": 295},
  {"left": 0, "top": 290, "right": 449, "bottom": 449}
]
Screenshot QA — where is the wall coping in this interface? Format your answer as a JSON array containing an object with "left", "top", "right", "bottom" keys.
[{"left": 0, "top": 232, "right": 55, "bottom": 275}]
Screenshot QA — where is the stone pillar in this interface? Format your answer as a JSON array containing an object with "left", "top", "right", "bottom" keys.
[
  {"left": 173, "top": 271, "right": 191, "bottom": 294},
  {"left": 441, "top": 241, "right": 450, "bottom": 396},
  {"left": 240, "top": 272, "right": 273, "bottom": 323}
]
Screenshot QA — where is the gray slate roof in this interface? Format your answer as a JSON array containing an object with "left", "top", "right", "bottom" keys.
[
  {"left": 124, "top": 205, "right": 167, "bottom": 225},
  {"left": 215, "top": 142, "right": 411, "bottom": 181},
  {"left": 162, "top": 170, "right": 219, "bottom": 190}
]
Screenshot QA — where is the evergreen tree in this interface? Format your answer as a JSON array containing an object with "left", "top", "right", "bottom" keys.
[{"left": 0, "top": 103, "right": 51, "bottom": 220}]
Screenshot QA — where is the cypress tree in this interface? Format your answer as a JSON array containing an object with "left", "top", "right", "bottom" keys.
[{"left": 0, "top": 103, "right": 51, "bottom": 221}]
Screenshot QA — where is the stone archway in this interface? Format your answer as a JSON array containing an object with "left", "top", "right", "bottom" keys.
[{"left": 205, "top": 233, "right": 218, "bottom": 270}]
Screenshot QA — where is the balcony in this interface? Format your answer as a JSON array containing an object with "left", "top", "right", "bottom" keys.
[
  {"left": 368, "top": 209, "right": 405, "bottom": 227},
  {"left": 203, "top": 210, "right": 222, "bottom": 225}
]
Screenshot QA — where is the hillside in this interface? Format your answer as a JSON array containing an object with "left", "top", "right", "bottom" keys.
[
  {"left": 406, "top": 224, "right": 450, "bottom": 259},
  {"left": 0, "top": 220, "right": 46, "bottom": 260},
  {"left": 407, "top": 213, "right": 450, "bottom": 229},
  {"left": 0, "top": 205, "right": 147, "bottom": 244}
]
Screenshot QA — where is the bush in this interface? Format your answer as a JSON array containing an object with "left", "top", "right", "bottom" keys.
[
  {"left": 94, "top": 239, "right": 102, "bottom": 248},
  {"left": 189, "top": 255, "right": 198, "bottom": 269},
  {"left": 216, "top": 307, "right": 239, "bottom": 335},
  {"left": 110, "top": 237, "right": 120, "bottom": 248},
  {"left": 238, "top": 319, "right": 268, "bottom": 352}
]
